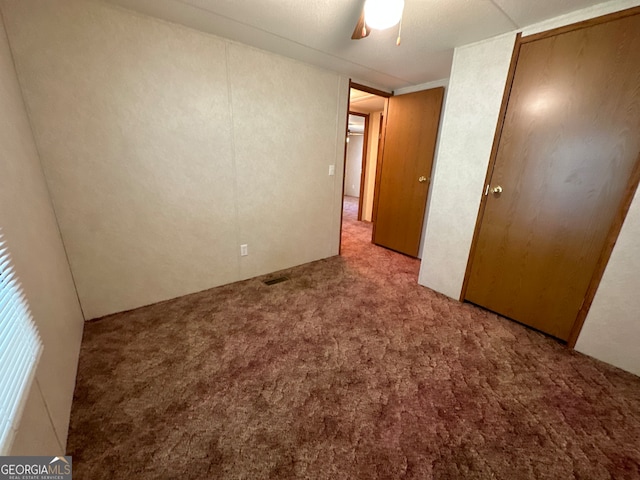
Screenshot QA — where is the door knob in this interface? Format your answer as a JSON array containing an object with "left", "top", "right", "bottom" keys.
[
  {"left": 491, "top": 185, "right": 503, "bottom": 195},
  {"left": 418, "top": 176, "right": 428, "bottom": 183}
]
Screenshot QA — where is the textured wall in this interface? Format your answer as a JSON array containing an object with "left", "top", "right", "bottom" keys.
[
  {"left": 575, "top": 188, "right": 640, "bottom": 376},
  {"left": 227, "top": 44, "right": 348, "bottom": 280},
  {"left": 418, "top": 0, "right": 640, "bottom": 375},
  {"left": 418, "top": 33, "right": 515, "bottom": 298},
  {"left": 0, "top": 12, "right": 84, "bottom": 454},
  {"left": 344, "top": 134, "right": 363, "bottom": 198},
  {"left": 1, "top": 0, "right": 348, "bottom": 319}
]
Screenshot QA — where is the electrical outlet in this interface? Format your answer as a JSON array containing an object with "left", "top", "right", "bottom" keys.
[
  {"left": 240, "top": 244, "right": 248, "bottom": 256},
  {"left": 329, "top": 164, "right": 335, "bottom": 176}
]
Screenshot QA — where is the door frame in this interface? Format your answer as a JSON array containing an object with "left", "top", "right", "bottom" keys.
[
  {"left": 371, "top": 100, "right": 390, "bottom": 244},
  {"left": 460, "top": 6, "right": 640, "bottom": 348},
  {"left": 339, "top": 81, "right": 393, "bottom": 254},
  {"left": 347, "top": 111, "right": 370, "bottom": 221}
]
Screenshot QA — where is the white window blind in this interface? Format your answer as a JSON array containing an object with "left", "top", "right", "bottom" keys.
[{"left": 0, "top": 231, "right": 42, "bottom": 455}]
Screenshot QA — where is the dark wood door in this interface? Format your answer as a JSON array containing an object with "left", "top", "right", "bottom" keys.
[
  {"left": 372, "top": 88, "right": 444, "bottom": 257},
  {"left": 465, "top": 13, "right": 640, "bottom": 340}
]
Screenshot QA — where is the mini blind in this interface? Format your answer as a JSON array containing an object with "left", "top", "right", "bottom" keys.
[{"left": 0, "top": 231, "right": 43, "bottom": 455}]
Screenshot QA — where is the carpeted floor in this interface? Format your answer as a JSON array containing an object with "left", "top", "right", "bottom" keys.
[{"left": 67, "top": 195, "right": 640, "bottom": 479}]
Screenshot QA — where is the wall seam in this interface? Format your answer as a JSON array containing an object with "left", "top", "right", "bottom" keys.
[
  {"left": 34, "top": 378, "right": 65, "bottom": 454},
  {"left": 224, "top": 42, "right": 242, "bottom": 280}
]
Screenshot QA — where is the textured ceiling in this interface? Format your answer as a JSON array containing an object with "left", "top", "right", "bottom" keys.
[
  {"left": 102, "top": 0, "right": 609, "bottom": 91},
  {"left": 350, "top": 89, "right": 387, "bottom": 114}
]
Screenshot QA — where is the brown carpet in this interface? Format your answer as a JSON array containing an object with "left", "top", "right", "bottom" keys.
[{"left": 67, "top": 195, "right": 640, "bottom": 479}]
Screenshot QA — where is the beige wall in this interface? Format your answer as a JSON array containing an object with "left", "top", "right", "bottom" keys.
[
  {"left": 345, "top": 134, "right": 364, "bottom": 197},
  {"left": 0, "top": 11, "right": 84, "bottom": 454},
  {"left": 418, "top": 33, "right": 514, "bottom": 297},
  {"left": 1, "top": 0, "right": 348, "bottom": 319},
  {"left": 575, "top": 188, "right": 640, "bottom": 376},
  {"left": 419, "top": 0, "right": 640, "bottom": 375}
]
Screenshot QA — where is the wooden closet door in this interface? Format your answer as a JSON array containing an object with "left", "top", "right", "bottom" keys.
[{"left": 465, "top": 12, "right": 640, "bottom": 341}]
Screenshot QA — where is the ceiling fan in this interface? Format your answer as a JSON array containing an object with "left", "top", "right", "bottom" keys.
[{"left": 351, "top": 0, "right": 405, "bottom": 44}]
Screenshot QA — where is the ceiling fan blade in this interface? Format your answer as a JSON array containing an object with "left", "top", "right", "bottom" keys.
[{"left": 351, "top": 9, "right": 370, "bottom": 40}]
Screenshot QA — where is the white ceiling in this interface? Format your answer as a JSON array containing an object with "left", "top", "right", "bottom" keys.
[
  {"left": 103, "top": 0, "right": 609, "bottom": 91},
  {"left": 350, "top": 88, "right": 387, "bottom": 113}
]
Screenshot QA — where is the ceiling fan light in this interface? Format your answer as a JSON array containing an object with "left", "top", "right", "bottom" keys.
[{"left": 364, "top": 0, "right": 405, "bottom": 31}]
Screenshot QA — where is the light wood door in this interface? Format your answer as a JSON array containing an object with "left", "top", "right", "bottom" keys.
[
  {"left": 372, "top": 88, "right": 444, "bottom": 257},
  {"left": 465, "top": 13, "right": 640, "bottom": 341}
]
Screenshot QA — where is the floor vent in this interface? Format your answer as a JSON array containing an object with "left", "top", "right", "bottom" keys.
[{"left": 263, "top": 276, "right": 289, "bottom": 286}]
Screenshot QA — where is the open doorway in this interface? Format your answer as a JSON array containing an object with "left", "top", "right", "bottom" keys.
[
  {"left": 340, "top": 83, "right": 388, "bottom": 252},
  {"left": 340, "top": 82, "right": 445, "bottom": 261},
  {"left": 345, "top": 112, "right": 368, "bottom": 219},
  {"left": 345, "top": 85, "right": 389, "bottom": 222}
]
